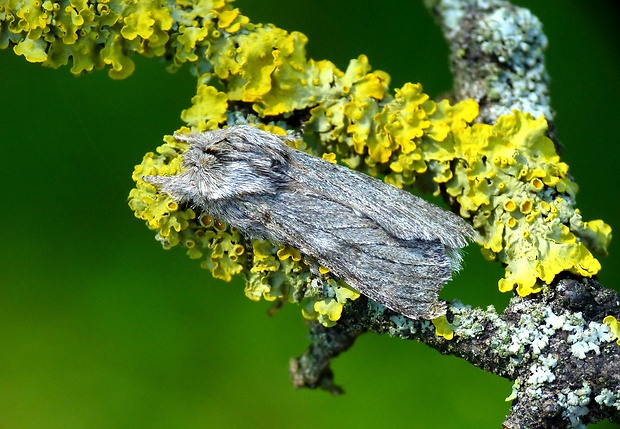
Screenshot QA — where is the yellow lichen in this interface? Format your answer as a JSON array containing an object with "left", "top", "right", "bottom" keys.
[
  {"left": 1, "top": 0, "right": 228, "bottom": 78},
  {"left": 432, "top": 315, "right": 454, "bottom": 340},
  {"left": 208, "top": 229, "right": 245, "bottom": 281},
  {"left": 603, "top": 316, "right": 620, "bottom": 346},
  {"left": 13, "top": 37, "right": 47, "bottom": 62},
  {"left": 313, "top": 299, "right": 343, "bottom": 326},
  {"left": 180, "top": 85, "right": 228, "bottom": 132},
  {"left": 276, "top": 245, "right": 302, "bottom": 262},
  {"left": 307, "top": 280, "right": 361, "bottom": 327}
]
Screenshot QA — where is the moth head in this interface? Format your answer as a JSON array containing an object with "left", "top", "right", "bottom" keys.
[{"left": 143, "top": 126, "right": 292, "bottom": 206}]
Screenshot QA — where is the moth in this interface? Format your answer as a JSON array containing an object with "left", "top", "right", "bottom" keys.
[{"left": 143, "top": 125, "right": 476, "bottom": 320}]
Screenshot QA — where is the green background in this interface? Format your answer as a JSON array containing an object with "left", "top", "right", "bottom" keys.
[{"left": 1, "top": 1, "right": 618, "bottom": 428}]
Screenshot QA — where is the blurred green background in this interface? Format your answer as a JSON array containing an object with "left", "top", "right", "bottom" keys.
[{"left": 1, "top": 1, "right": 618, "bottom": 428}]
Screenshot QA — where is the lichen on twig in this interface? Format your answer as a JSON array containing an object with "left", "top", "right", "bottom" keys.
[{"left": 2, "top": 1, "right": 618, "bottom": 427}]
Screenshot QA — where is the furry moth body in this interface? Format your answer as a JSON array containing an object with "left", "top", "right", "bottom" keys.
[{"left": 143, "top": 125, "right": 476, "bottom": 320}]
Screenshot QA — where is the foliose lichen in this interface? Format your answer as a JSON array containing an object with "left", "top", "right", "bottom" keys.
[
  {"left": 476, "top": 303, "right": 617, "bottom": 425},
  {"left": 430, "top": 0, "right": 552, "bottom": 123},
  {"left": 557, "top": 381, "right": 592, "bottom": 429},
  {"left": 603, "top": 315, "right": 620, "bottom": 346},
  {"left": 2, "top": 1, "right": 611, "bottom": 326},
  {"left": 595, "top": 387, "right": 620, "bottom": 411},
  {"left": 468, "top": 4, "right": 551, "bottom": 119},
  {"left": 431, "top": 315, "right": 455, "bottom": 340},
  {"left": 502, "top": 308, "right": 614, "bottom": 361}
]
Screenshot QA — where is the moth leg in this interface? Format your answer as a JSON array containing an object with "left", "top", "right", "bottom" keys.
[
  {"left": 301, "top": 255, "right": 329, "bottom": 296},
  {"left": 302, "top": 254, "right": 319, "bottom": 275},
  {"left": 267, "top": 299, "right": 285, "bottom": 317},
  {"left": 242, "top": 237, "right": 254, "bottom": 269},
  {"left": 292, "top": 282, "right": 308, "bottom": 303}
]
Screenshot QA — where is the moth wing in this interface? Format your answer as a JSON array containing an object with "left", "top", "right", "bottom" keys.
[
  {"left": 288, "top": 150, "right": 476, "bottom": 249},
  {"left": 259, "top": 192, "right": 452, "bottom": 319}
]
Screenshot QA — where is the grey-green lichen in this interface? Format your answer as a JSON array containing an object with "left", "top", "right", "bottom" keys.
[
  {"left": 499, "top": 307, "right": 614, "bottom": 362},
  {"left": 451, "top": 301, "right": 498, "bottom": 338},
  {"left": 557, "top": 382, "right": 592, "bottom": 429},
  {"left": 430, "top": 0, "right": 551, "bottom": 122},
  {"left": 595, "top": 388, "right": 620, "bottom": 411},
  {"left": 474, "top": 5, "right": 550, "bottom": 119},
  {"left": 484, "top": 303, "right": 615, "bottom": 428},
  {"left": 386, "top": 313, "right": 418, "bottom": 337},
  {"left": 447, "top": 300, "right": 615, "bottom": 381}
]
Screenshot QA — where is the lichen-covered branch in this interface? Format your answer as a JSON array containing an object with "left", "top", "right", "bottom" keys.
[
  {"left": 3, "top": 1, "right": 619, "bottom": 427},
  {"left": 289, "top": 277, "right": 620, "bottom": 427},
  {"left": 426, "top": 0, "right": 552, "bottom": 124}
]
